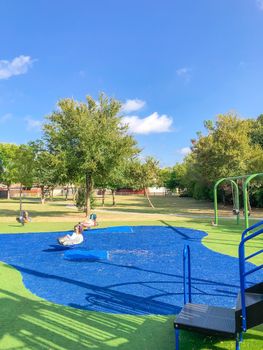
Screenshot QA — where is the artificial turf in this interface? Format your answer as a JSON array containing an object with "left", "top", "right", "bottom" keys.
[
  {"left": 0, "top": 198, "right": 262, "bottom": 349},
  {"left": 3, "top": 226, "right": 261, "bottom": 315}
]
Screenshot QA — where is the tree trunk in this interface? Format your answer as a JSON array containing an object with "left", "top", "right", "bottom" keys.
[
  {"left": 50, "top": 187, "right": 54, "bottom": 201},
  {"left": 247, "top": 189, "right": 252, "bottom": 213},
  {"left": 145, "top": 187, "right": 155, "bottom": 208},
  {"left": 41, "top": 186, "right": 45, "bottom": 204},
  {"left": 7, "top": 185, "right": 10, "bottom": 200},
  {"left": 65, "top": 185, "right": 69, "bottom": 201},
  {"left": 73, "top": 187, "right": 77, "bottom": 201},
  {"left": 111, "top": 189, "right": 116, "bottom": 206},
  {"left": 71, "top": 186, "right": 76, "bottom": 201},
  {"left": 222, "top": 192, "right": 226, "bottom": 207},
  {"left": 102, "top": 189, "right": 106, "bottom": 207},
  {"left": 19, "top": 184, "right": 23, "bottom": 216},
  {"left": 85, "top": 173, "right": 93, "bottom": 216}
]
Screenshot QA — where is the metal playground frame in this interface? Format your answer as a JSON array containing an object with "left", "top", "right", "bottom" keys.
[{"left": 214, "top": 173, "right": 263, "bottom": 228}]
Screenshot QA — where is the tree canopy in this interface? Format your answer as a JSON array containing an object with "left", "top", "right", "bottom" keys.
[{"left": 43, "top": 93, "right": 139, "bottom": 214}]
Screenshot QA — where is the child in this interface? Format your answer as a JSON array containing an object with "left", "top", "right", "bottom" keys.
[
  {"left": 81, "top": 213, "right": 98, "bottom": 229},
  {"left": 58, "top": 223, "right": 84, "bottom": 246},
  {"left": 16, "top": 211, "right": 31, "bottom": 225}
]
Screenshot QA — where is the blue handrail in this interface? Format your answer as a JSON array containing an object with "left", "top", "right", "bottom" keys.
[
  {"left": 239, "top": 221, "right": 263, "bottom": 332},
  {"left": 183, "top": 245, "right": 192, "bottom": 304},
  {"left": 241, "top": 220, "right": 263, "bottom": 239},
  {"left": 245, "top": 249, "right": 263, "bottom": 261}
]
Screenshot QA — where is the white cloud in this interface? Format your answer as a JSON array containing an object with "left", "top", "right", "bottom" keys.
[
  {"left": 123, "top": 112, "right": 173, "bottom": 134},
  {"left": 24, "top": 117, "right": 42, "bottom": 131},
  {"left": 256, "top": 0, "right": 263, "bottom": 10},
  {"left": 176, "top": 67, "right": 191, "bottom": 83},
  {"left": 121, "top": 99, "right": 146, "bottom": 113},
  {"left": 0, "top": 55, "right": 34, "bottom": 80},
  {"left": 0, "top": 113, "right": 12, "bottom": 123},
  {"left": 178, "top": 147, "right": 191, "bottom": 155}
]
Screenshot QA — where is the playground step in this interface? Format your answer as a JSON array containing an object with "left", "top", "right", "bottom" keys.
[
  {"left": 245, "top": 281, "right": 263, "bottom": 294},
  {"left": 235, "top": 291, "right": 263, "bottom": 330},
  {"left": 174, "top": 303, "right": 236, "bottom": 337}
]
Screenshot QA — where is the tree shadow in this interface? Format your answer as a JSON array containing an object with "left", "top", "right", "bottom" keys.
[
  {"left": 0, "top": 288, "right": 174, "bottom": 350},
  {"left": 159, "top": 221, "right": 192, "bottom": 239},
  {"left": 0, "top": 281, "right": 262, "bottom": 350}
]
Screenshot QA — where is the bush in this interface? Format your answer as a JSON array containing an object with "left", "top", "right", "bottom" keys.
[
  {"left": 250, "top": 187, "right": 263, "bottom": 208},
  {"left": 75, "top": 187, "right": 95, "bottom": 211},
  {"left": 193, "top": 182, "right": 210, "bottom": 200}
]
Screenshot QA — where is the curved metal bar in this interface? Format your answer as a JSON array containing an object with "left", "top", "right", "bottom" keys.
[
  {"left": 239, "top": 225, "right": 263, "bottom": 331},
  {"left": 241, "top": 220, "right": 263, "bottom": 239},
  {"left": 214, "top": 178, "right": 239, "bottom": 225},
  {"left": 214, "top": 178, "right": 226, "bottom": 225},
  {"left": 214, "top": 173, "right": 263, "bottom": 228},
  {"left": 243, "top": 174, "right": 260, "bottom": 229},
  {"left": 231, "top": 180, "right": 240, "bottom": 225}
]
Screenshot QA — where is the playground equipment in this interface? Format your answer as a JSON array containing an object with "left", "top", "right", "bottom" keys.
[
  {"left": 82, "top": 213, "right": 98, "bottom": 229},
  {"left": 214, "top": 173, "right": 263, "bottom": 228},
  {"left": 16, "top": 210, "right": 31, "bottom": 225},
  {"left": 174, "top": 222, "right": 263, "bottom": 349},
  {"left": 183, "top": 245, "right": 191, "bottom": 305}
]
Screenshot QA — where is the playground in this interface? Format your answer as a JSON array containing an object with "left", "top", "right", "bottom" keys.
[
  {"left": 0, "top": 195, "right": 262, "bottom": 350},
  {"left": 2, "top": 2, "right": 263, "bottom": 348}
]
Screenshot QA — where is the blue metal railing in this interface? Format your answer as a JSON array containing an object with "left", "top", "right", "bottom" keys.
[
  {"left": 239, "top": 221, "right": 263, "bottom": 332},
  {"left": 183, "top": 245, "right": 192, "bottom": 304},
  {"left": 241, "top": 220, "right": 263, "bottom": 239}
]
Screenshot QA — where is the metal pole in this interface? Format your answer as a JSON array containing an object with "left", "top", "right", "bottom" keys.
[
  {"left": 214, "top": 173, "right": 263, "bottom": 228},
  {"left": 183, "top": 247, "right": 186, "bottom": 305},
  {"left": 243, "top": 174, "right": 258, "bottom": 229},
  {"left": 19, "top": 184, "right": 22, "bottom": 216},
  {"left": 187, "top": 245, "right": 192, "bottom": 303},
  {"left": 230, "top": 180, "right": 240, "bottom": 225},
  {"left": 214, "top": 178, "right": 225, "bottom": 225},
  {"left": 175, "top": 328, "right": 180, "bottom": 350}
]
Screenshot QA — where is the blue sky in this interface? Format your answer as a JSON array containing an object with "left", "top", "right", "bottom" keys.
[{"left": 0, "top": 0, "right": 263, "bottom": 166}]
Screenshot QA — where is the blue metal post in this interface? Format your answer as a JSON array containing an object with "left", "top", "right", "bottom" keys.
[
  {"left": 239, "top": 241, "right": 247, "bottom": 332},
  {"left": 183, "top": 245, "right": 191, "bottom": 304},
  {"left": 236, "top": 335, "right": 240, "bottom": 350},
  {"left": 187, "top": 245, "right": 192, "bottom": 303},
  {"left": 175, "top": 328, "right": 180, "bottom": 350},
  {"left": 183, "top": 246, "right": 186, "bottom": 304},
  {"left": 239, "top": 223, "right": 263, "bottom": 333}
]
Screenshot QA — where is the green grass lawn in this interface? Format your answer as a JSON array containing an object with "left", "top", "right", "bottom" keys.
[{"left": 0, "top": 196, "right": 262, "bottom": 349}]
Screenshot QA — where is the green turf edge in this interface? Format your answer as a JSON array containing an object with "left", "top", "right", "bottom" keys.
[{"left": 0, "top": 220, "right": 262, "bottom": 349}]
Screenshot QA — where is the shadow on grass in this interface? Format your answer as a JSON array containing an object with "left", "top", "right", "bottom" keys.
[
  {"left": 0, "top": 275, "right": 262, "bottom": 350},
  {"left": 0, "top": 287, "right": 174, "bottom": 350},
  {"left": 0, "top": 209, "right": 78, "bottom": 218}
]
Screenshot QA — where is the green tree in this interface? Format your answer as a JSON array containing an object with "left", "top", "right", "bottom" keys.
[
  {"left": 159, "top": 168, "right": 172, "bottom": 188},
  {"left": 0, "top": 143, "right": 19, "bottom": 199},
  {"left": 160, "top": 163, "right": 188, "bottom": 192},
  {"left": 43, "top": 93, "right": 138, "bottom": 215},
  {"left": 127, "top": 157, "right": 160, "bottom": 208},
  {"left": 178, "top": 113, "right": 263, "bottom": 201},
  {"left": 13, "top": 144, "right": 35, "bottom": 214},
  {"left": 105, "top": 161, "right": 132, "bottom": 206},
  {"left": 250, "top": 114, "right": 263, "bottom": 149},
  {"left": 191, "top": 113, "right": 261, "bottom": 180},
  {"left": 30, "top": 140, "right": 64, "bottom": 204}
]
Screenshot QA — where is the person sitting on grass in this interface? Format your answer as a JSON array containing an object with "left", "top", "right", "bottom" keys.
[
  {"left": 16, "top": 210, "right": 31, "bottom": 225},
  {"left": 81, "top": 213, "right": 98, "bottom": 229},
  {"left": 57, "top": 223, "right": 84, "bottom": 246}
]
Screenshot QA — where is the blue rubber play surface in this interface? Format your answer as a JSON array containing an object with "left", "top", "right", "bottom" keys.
[{"left": 0, "top": 225, "right": 262, "bottom": 315}]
